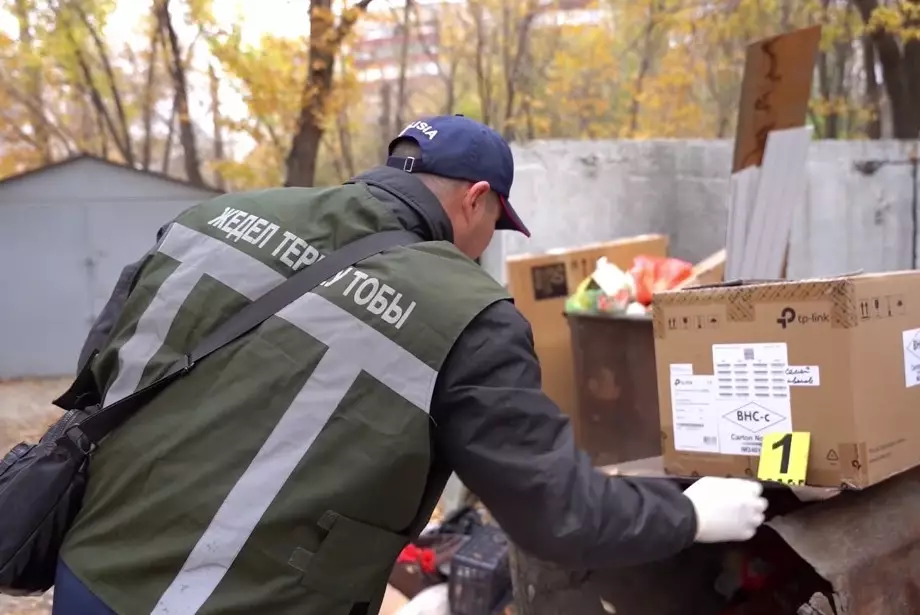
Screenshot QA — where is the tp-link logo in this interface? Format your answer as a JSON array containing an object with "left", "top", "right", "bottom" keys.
[{"left": 777, "top": 307, "right": 796, "bottom": 329}]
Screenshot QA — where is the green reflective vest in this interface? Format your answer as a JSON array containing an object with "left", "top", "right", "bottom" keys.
[{"left": 60, "top": 185, "right": 510, "bottom": 615}]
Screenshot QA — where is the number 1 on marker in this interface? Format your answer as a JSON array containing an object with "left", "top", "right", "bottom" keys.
[
  {"left": 758, "top": 432, "right": 811, "bottom": 486},
  {"left": 773, "top": 433, "right": 793, "bottom": 474}
]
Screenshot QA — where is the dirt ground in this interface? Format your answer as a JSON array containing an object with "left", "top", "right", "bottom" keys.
[
  {"left": 0, "top": 378, "right": 69, "bottom": 453},
  {"left": 0, "top": 378, "right": 69, "bottom": 614}
]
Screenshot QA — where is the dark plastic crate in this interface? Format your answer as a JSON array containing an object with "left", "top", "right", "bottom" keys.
[{"left": 447, "top": 525, "right": 511, "bottom": 615}]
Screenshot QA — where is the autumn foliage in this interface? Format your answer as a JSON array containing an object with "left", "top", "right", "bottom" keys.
[{"left": 1, "top": 0, "right": 920, "bottom": 190}]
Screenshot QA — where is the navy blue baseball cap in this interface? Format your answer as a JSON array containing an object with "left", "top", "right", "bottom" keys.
[{"left": 386, "top": 115, "right": 530, "bottom": 237}]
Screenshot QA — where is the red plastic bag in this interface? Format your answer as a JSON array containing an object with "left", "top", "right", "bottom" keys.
[
  {"left": 628, "top": 255, "right": 694, "bottom": 306},
  {"left": 397, "top": 544, "right": 438, "bottom": 574}
]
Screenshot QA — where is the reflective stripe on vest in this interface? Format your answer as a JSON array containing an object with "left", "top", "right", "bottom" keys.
[{"left": 102, "top": 222, "right": 437, "bottom": 615}]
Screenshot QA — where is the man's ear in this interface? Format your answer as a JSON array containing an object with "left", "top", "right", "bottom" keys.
[{"left": 463, "top": 181, "right": 492, "bottom": 217}]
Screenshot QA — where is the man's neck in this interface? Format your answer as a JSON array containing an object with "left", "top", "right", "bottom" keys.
[{"left": 346, "top": 166, "right": 454, "bottom": 243}]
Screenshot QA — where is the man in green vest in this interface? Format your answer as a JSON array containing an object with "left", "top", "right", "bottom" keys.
[{"left": 55, "top": 115, "right": 766, "bottom": 615}]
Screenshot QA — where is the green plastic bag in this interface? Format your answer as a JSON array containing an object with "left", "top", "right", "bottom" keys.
[{"left": 564, "top": 276, "right": 598, "bottom": 313}]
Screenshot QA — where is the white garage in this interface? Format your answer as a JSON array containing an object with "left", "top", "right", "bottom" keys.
[{"left": 0, "top": 155, "right": 220, "bottom": 379}]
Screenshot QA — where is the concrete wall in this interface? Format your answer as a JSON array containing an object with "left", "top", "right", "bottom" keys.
[
  {"left": 483, "top": 139, "right": 919, "bottom": 284},
  {"left": 0, "top": 158, "right": 219, "bottom": 379},
  {"left": 3, "top": 142, "right": 917, "bottom": 377}
]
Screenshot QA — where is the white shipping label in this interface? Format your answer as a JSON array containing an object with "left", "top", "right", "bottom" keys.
[
  {"left": 712, "top": 343, "right": 792, "bottom": 456},
  {"left": 670, "top": 375, "right": 719, "bottom": 454},
  {"left": 786, "top": 366, "right": 820, "bottom": 386},
  {"left": 903, "top": 328, "right": 920, "bottom": 387},
  {"left": 669, "top": 364, "right": 694, "bottom": 377},
  {"left": 712, "top": 342, "right": 788, "bottom": 368}
]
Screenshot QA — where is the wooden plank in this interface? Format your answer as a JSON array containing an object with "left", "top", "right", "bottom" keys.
[
  {"left": 725, "top": 25, "right": 821, "bottom": 279},
  {"left": 737, "top": 126, "right": 813, "bottom": 278},
  {"left": 673, "top": 249, "right": 726, "bottom": 289},
  {"left": 724, "top": 167, "right": 760, "bottom": 279}
]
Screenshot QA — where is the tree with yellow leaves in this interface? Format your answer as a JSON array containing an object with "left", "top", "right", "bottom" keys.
[
  {"left": 0, "top": 0, "right": 215, "bottom": 183},
  {"left": 4, "top": 0, "right": 920, "bottom": 189},
  {"left": 855, "top": 0, "right": 920, "bottom": 138},
  {"left": 284, "top": 0, "right": 376, "bottom": 187}
]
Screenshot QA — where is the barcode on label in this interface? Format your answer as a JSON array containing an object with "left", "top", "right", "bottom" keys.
[
  {"left": 743, "top": 348, "right": 754, "bottom": 360},
  {"left": 703, "top": 436, "right": 717, "bottom": 445}
]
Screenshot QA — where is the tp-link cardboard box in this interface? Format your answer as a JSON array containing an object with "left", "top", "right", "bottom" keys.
[{"left": 653, "top": 271, "right": 920, "bottom": 489}]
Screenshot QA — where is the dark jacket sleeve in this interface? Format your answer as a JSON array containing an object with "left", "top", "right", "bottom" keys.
[
  {"left": 76, "top": 223, "right": 172, "bottom": 374},
  {"left": 429, "top": 300, "right": 697, "bottom": 570}
]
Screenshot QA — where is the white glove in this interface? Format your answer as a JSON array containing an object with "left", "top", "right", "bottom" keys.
[{"left": 683, "top": 477, "right": 768, "bottom": 543}]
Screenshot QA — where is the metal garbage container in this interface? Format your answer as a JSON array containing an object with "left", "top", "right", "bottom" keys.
[{"left": 565, "top": 311, "right": 662, "bottom": 467}]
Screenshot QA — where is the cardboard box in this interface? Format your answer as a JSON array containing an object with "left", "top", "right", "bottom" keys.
[
  {"left": 506, "top": 235, "right": 668, "bottom": 424},
  {"left": 653, "top": 271, "right": 920, "bottom": 489}
]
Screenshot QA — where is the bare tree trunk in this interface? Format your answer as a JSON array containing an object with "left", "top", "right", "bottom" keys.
[
  {"left": 284, "top": 0, "right": 374, "bottom": 187},
  {"left": 158, "top": 0, "right": 205, "bottom": 185},
  {"left": 321, "top": 132, "right": 346, "bottom": 183},
  {"left": 77, "top": 93, "right": 95, "bottom": 150},
  {"left": 853, "top": 0, "right": 920, "bottom": 139},
  {"left": 470, "top": 0, "right": 493, "bottom": 124},
  {"left": 834, "top": 3, "right": 855, "bottom": 137},
  {"left": 443, "top": 58, "right": 459, "bottom": 115},
  {"left": 286, "top": 0, "right": 338, "bottom": 187},
  {"left": 817, "top": 51, "right": 832, "bottom": 138},
  {"left": 701, "top": 22, "right": 737, "bottom": 141},
  {"left": 628, "top": 2, "right": 660, "bottom": 138},
  {"left": 13, "top": 0, "right": 51, "bottom": 163},
  {"left": 337, "top": 110, "right": 357, "bottom": 178},
  {"left": 904, "top": 0, "right": 920, "bottom": 137},
  {"left": 141, "top": 4, "right": 162, "bottom": 171},
  {"left": 499, "top": 0, "right": 512, "bottom": 133},
  {"left": 96, "top": 101, "right": 109, "bottom": 158},
  {"left": 523, "top": 95, "right": 535, "bottom": 139},
  {"left": 394, "top": 0, "right": 413, "bottom": 129},
  {"left": 209, "top": 63, "right": 226, "bottom": 190},
  {"left": 413, "top": 7, "right": 458, "bottom": 116},
  {"left": 72, "top": 2, "right": 134, "bottom": 165},
  {"left": 830, "top": 37, "right": 850, "bottom": 137},
  {"left": 162, "top": 91, "right": 179, "bottom": 174},
  {"left": 59, "top": 4, "right": 133, "bottom": 160},
  {"left": 70, "top": 43, "right": 133, "bottom": 162},
  {"left": 500, "top": 0, "right": 539, "bottom": 141},
  {"left": 379, "top": 81, "right": 393, "bottom": 148},
  {"left": 862, "top": 34, "right": 882, "bottom": 138},
  {"left": 816, "top": 0, "right": 835, "bottom": 138}
]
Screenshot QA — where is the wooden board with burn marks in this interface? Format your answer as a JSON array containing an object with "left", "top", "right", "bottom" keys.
[
  {"left": 726, "top": 25, "right": 821, "bottom": 279},
  {"left": 732, "top": 25, "right": 821, "bottom": 173}
]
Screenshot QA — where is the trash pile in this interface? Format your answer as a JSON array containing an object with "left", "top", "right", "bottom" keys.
[
  {"left": 565, "top": 255, "right": 694, "bottom": 316},
  {"left": 712, "top": 530, "right": 832, "bottom": 615},
  {"left": 384, "top": 507, "right": 513, "bottom": 615}
]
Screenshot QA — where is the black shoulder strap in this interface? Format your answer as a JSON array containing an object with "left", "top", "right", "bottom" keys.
[{"left": 76, "top": 229, "right": 419, "bottom": 444}]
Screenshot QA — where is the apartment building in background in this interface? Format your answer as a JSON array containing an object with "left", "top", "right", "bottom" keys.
[
  {"left": 348, "top": 0, "right": 602, "bottom": 119},
  {"left": 352, "top": 0, "right": 445, "bottom": 85}
]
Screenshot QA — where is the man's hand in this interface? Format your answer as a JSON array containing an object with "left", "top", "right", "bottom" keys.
[{"left": 682, "top": 477, "right": 768, "bottom": 543}]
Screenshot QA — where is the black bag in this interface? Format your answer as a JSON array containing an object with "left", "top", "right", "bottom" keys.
[{"left": 0, "top": 229, "right": 418, "bottom": 594}]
